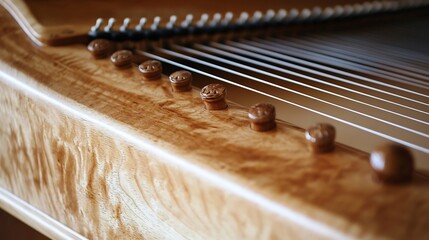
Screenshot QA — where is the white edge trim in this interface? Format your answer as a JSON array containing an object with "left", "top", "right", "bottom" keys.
[{"left": 0, "top": 187, "right": 87, "bottom": 240}]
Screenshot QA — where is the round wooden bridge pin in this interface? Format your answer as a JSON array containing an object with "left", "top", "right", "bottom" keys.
[
  {"left": 248, "top": 103, "right": 276, "bottom": 131},
  {"left": 139, "top": 60, "right": 162, "bottom": 80},
  {"left": 305, "top": 123, "right": 336, "bottom": 153},
  {"left": 110, "top": 50, "right": 133, "bottom": 68},
  {"left": 87, "top": 39, "right": 113, "bottom": 59},
  {"left": 200, "top": 83, "right": 227, "bottom": 110},
  {"left": 169, "top": 70, "right": 192, "bottom": 92},
  {"left": 370, "top": 143, "right": 414, "bottom": 184}
]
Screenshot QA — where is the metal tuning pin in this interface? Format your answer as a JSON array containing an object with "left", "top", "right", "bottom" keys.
[
  {"left": 221, "top": 12, "right": 233, "bottom": 26},
  {"left": 322, "top": 7, "right": 335, "bottom": 20},
  {"left": 196, "top": 13, "right": 209, "bottom": 28},
  {"left": 237, "top": 12, "right": 249, "bottom": 26},
  {"left": 151, "top": 16, "right": 161, "bottom": 31},
  {"left": 235, "top": 11, "right": 249, "bottom": 37},
  {"left": 87, "top": 2, "right": 429, "bottom": 45},
  {"left": 275, "top": 9, "right": 287, "bottom": 23},
  {"left": 249, "top": 10, "right": 265, "bottom": 36},
  {"left": 166, "top": 15, "right": 177, "bottom": 29},
  {"left": 362, "top": 2, "right": 373, "bottom": 14},
  {"left": 384, "top": 1, "right": 399, "bottom": 11},
  {"left": 264, "top": 9, "right": 276, "bottom": 23},
  {"left": 181, "top": 14, "right": 193, "bottom": 28},
  {"left": 130, "top": 17, "right": 147, "bottom": 46},
  {"left": 311, "top": 6, "right": 322, "bottom": 19},
  {"left": 104, "top": 18, "right": 116, "bottom": 32},
  {"left": 353, "top": 3, "right": 364, "bottom": 16},
  {"left": 373, "top": 1, "right": 383, "bottom": 12},
  {"left": 286, "top": 8, "right": 299, "bottom": 22},
  {"left": 299, "top": 8, "right": 312, "bottom": 21},
  {"left": 342, "top": 5, "right": 353, "bottom": 17},
  {"left": 178, "top": 14, "right": 193, "bottom": 43},
  {"left": 209, "top": 13, "right": 222, "bottom": 27},
  {"left": 193, "top": 13, "right": 209, "bottom": 41},
  {"left": 219, "top": 12, "right": 233, "bottom": 40},
  {"left": 250, "top": 11, "right": 263, "bottom": 24},
  {"left": 90, "top": 18, "right": 103, "bottom": 33},
  {"left": 380, "top": 1, "right": 391, "bottom": 11},
  {"left": 207, "top": 13, "right": 222, "bottom": 40},
  {"left": 145, "top": 16, "right": 161, "bottom": 46},
  {"left": 88, "top": 18, "right": 107, "bottom": 38},
  {"left": 163, "top": 15, "right": 178, "bottom": 45},
  {"left": 119, "top": 18, "right": 131, "bottom": 32},
  {"left": 333, "top": 5, "right": 345, "bottom": 18},
  {"left": 135, "top": 17, "right": 147, "bottom": 31}
]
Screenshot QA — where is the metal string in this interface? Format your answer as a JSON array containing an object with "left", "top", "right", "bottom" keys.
[
  {"left": 297, "top": 34, "right": 429, "bottom": 77},
  {"left": 280, "top": 36, "right": 429, "bottom": 83},
  {"left": 321, "top": 34, "right": 429, "bottom": 64},
  {"left": 170, "top": 44, "right": 429, "bottom": 138},
  {"left": 252, "top": 38, "right": 429, "bottom": 96},
  {"left": 135, "top": 49, "right": 429, "bottom": 154},
  {"left": 194, "top": 42, "right": 429, "bottom": 126},
  {"left": 208, "top": 41, "right": 429, "bottom": 116},
  {"left": 230, "top": 40, "right": 429, "bottom": 107}
]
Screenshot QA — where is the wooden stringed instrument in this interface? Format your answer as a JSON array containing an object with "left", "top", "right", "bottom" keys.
[{"left": 0, "top": 0, "right": 428, "bottom": 239}]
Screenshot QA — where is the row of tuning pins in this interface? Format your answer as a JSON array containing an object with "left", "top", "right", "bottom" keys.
[
  {"left": 89, "top": 0, "right": 429, "bottom": 39},
  {"left": 90, "top": 9, "right": 286, "bottom": 36}
]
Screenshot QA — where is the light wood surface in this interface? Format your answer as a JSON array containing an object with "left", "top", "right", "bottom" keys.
[{"left": 1, "top": 2, "right": 429, "bottom": 240}]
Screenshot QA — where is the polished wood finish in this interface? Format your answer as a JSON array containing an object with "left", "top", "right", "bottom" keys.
[{"left": 1, "top": 2, "right": 429, "bottom": 240}]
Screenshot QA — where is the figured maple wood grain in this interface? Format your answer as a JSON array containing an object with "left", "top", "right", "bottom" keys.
[
  {"left": 0, "top": 79, "right": 337, "bottom": 239},
  {"left": 0, "top": 5, "right": 429, "bottom": 240}
]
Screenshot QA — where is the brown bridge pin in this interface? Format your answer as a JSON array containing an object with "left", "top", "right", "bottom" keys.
[
  {"left": 139, "top": 60, "right": 162, "bottom": 80},
  {"left": 110, "top": 50, "right": 133, "bottom": 68},
  {"left": 370, "top": 143, "right": 414, "bottom": 184},
  {"left": 169, "top": 70, "right": 192, "bottom": 92},
  {"left": 305, "top": 123, "right": 336, "bottom": 153},
  {"left": 88, "top": 39, "right": 113, "bottom": 59},
  {"left": 200, "top": 83, "right": 227, "bottom": 110},
  {"left": 248, "top": 103, "right": 276, "bottom": 131}
]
